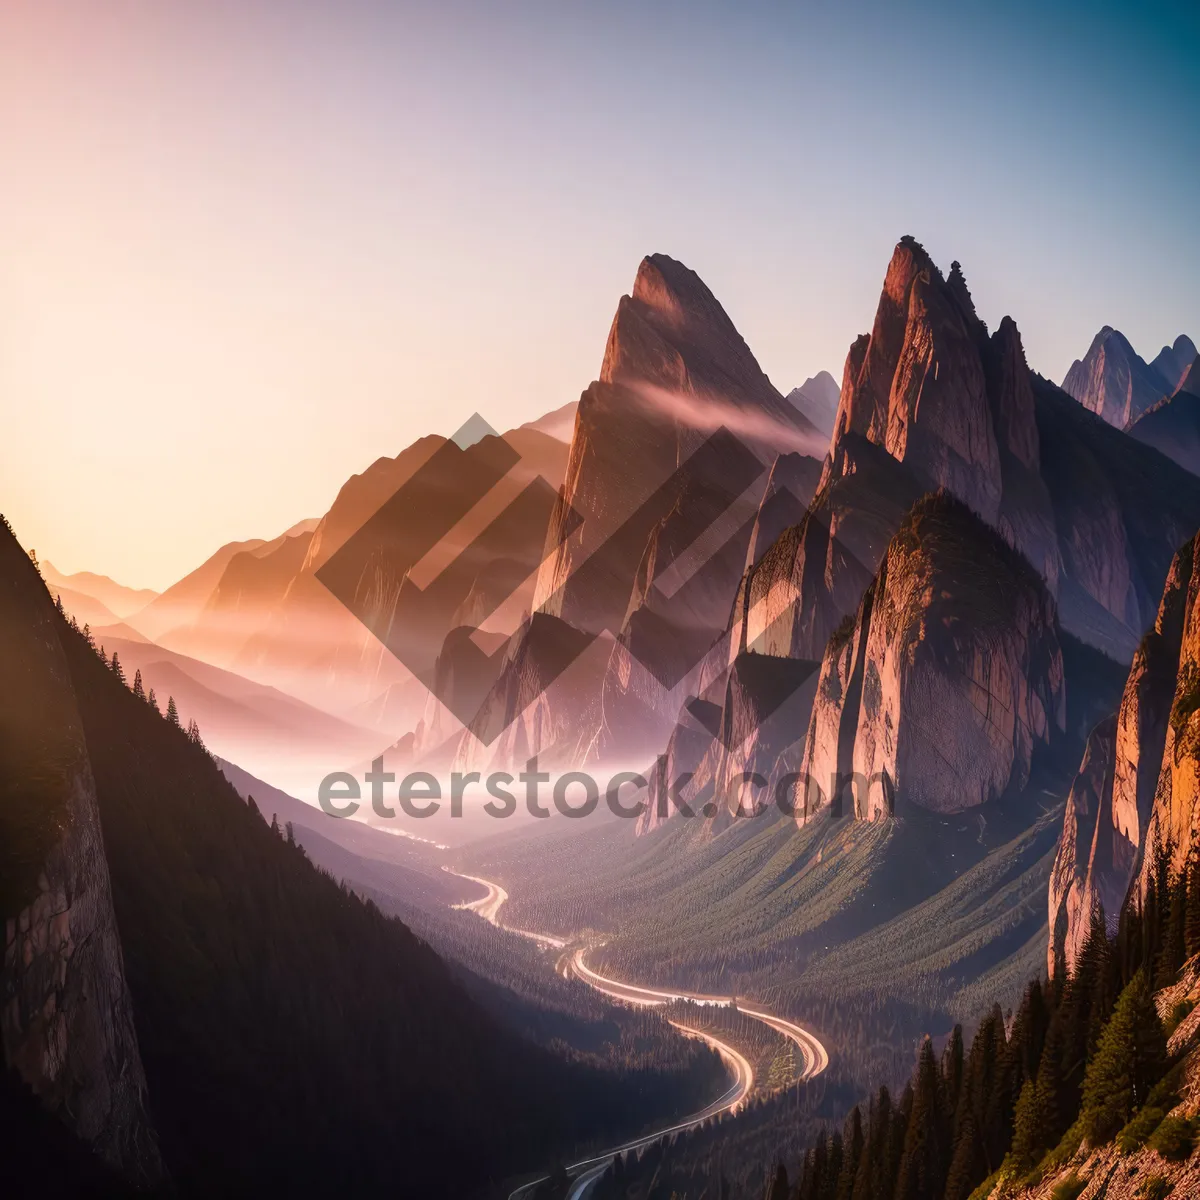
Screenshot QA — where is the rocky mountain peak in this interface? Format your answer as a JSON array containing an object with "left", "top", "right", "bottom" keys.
[
  {"left": 600, "top": 253, "right": 791, "bottom": 419},
  {"left": 987, "top": 315, "right": 1040, "bottom": 471},
  {"left": 1062, "top": 325, "right": 1172, "bottom": 427},
  {"left": 827, "top": 238, "right": 1005, "bottom": 523}
]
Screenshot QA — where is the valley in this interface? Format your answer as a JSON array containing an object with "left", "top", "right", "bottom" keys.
[{"left": 443, "top": 865, "right": 827, "bottom": 1198}]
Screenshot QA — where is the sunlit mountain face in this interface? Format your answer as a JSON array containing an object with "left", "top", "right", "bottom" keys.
[{"left": 3, "top": 3, "right": 1199, "bottom": 1199}]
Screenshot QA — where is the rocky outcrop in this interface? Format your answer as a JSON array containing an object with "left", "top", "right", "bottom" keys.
[
  {"left": 0, "top": 522, "right": 161, "bottom": 1184},
  {"left": 1062, "top": 325, "right": 1174, "bottom": 427},
  {"left": 792, "top": 492, "right": 1065, "bottom": 823},
  {"left": 1047, "top": 716, "right": 1118, "bottom": 973},
  {"left": 829, "top": 245, "right": 1004, "bottom": 524}
]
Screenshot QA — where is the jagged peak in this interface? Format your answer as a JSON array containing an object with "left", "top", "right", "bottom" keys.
[
  {"left": 880, "top": 236, "right": 943, "bottom": 306},
  {"left": 628, "top": 252, "right": 741, "bottom": 342},
  {"left": 599, "top": 252, "right": 785, "bottom": 415},
  {"left": 993, "top": 314, "right": 1027, "bottom": 360}
]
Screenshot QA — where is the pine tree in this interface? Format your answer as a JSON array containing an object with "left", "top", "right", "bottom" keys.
[
  {"left": 943, "top": 1108, "right": 983, "bottom": 1200},
  {"left": 132, "top": 668, "right": 145, "bottom": 700},
  {"left": 1034, "top": 1011, "right": 1069, "bottom": 1150},
  {"left": 820, "top": 1132, "right": 842, "bottom": 1200},
  {"left": 147, "top": 687, "right": 158, "bottom": 712},
  {"left": 166, "top": 695, "right": 180, "bottom": 726},
  {"left": 895, "top": 1039, "right": 948, "bottom": 1200},
  {"left": 976, "top": 1004, "right": 1012, "bottom": 1172},
  {"left": 836, "top": 1106, "right": 863, "bottom": 1200},
  {"left": 766, "top": 1163, "right": 788, "bottom": 1200},
  {"left": 1158, "top": 864, "right": 1188, "bottom": 987},
  {"left": 99, "top": 645, "right": 108, "bottom": 666},
  {"left": 110, "top": 651, "right": 125, "bottom": 684},
  {"left": 1008, "top": 1076, "right": 1049, "bottom": 1172},
  {"left": 54, "top": 593, "right": 64, "bottom": 616},
  {"left": 1079, "top": 969, "right": 1168, "bottom": 1144},
  {"left": 851, "top": 1087, "right": 889, "bottom": 1200},
  {"left": 942, "top": 1025, "right": 965, "bottom": 1119}
]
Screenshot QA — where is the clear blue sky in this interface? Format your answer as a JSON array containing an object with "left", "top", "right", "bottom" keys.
[{"left": 2, "top": 0, "right": 1197, "bottom": 587}]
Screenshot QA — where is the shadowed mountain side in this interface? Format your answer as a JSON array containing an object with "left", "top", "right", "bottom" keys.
[
  {"left": 1150, "top": 333, "right": 1198, "bottom": 393},
  {"left": 13, "top": 536, "right": 729, "bottom": 1197},
  {"left": 1033, "top": 376, "right": 1200, "bottom": 660},
  {"left": 1127, "top": 353, "right": 1200, "bottom": 474},
  {"left": 92, "top": 635, "right": 383, "bottom": 790},
  {"left": 0, "top": 521, "right": 161, "bottom": 1188},
  {"left": 216, "top": 758, "right": 466, "bottom": 905}
]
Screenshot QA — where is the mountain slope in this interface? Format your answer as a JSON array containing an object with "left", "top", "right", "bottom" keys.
[
  {"left": 2, "top": 519, "right": 725, "bottom": 1197},
  {"left": 1127, "top": 352, "right": 1200, "bottom": 474},
  {"left": 0, "top": 519, "right": 161, "bottom": 1189}
]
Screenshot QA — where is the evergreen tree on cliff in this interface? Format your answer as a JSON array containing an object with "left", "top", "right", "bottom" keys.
[{"left": 1080, "top": 970, "right": 1167, "bottom": 1143}]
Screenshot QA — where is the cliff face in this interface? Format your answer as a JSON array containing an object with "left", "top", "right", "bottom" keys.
[
  {"left": 1048, "top": 537, "right": 1199, "bottom": 977},
  {"left": 1138, "top": 536, "right": 1200, "bottom": 891},
  {"left": 793, "top": 493, "right": 1065, "bottom": 823},
  {"left": 727, "top": 242, "right": 1060, "bottom": 688},
  {"left": 0, "top": 523, "right": 160, "bottom": 1184},
  {"left": 639, "top": 242, "right": 1200, "bottom": 841},
  {"left": 1062, "top": 325, "right": 1173, "bottom": 428}
]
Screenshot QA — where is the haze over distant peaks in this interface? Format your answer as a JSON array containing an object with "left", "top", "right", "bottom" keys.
[
  {"left": 520, "top": 399, "right": 578, "bottom": 442},
  {"left": 41, "top": 561, "right": 158, "bottom": 618},
  {"left": 786, "top": 370, "right": 840, "bottom": 436}
]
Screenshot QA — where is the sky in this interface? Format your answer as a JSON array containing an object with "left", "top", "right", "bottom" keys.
[{"left": 1, "top": 0, "right": 1197, "bottom": 590}]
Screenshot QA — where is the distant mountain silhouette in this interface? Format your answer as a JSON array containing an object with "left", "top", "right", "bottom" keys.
[
  {"left": 1062, "top": 325, "right": 1194, "bottom": 426},
  {"left": 41, "top": 561, "right": 157, "bottom": 618},
  {"left": 786, "top": 369, "right": 840, "bottom": 435}
]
